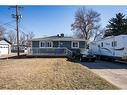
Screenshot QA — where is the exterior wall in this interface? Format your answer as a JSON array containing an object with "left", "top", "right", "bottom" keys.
[
  {"left": 31, "top": 40, "right": 86, "bottom": 56},
  {"left": 32, "top": 41, "right": 39, "bottom": 48},
  {"left": 53, "top": 41, "right": 59, "bottom": 47},
  {"left": 0, "top": 40, "right": 11, "bottom": 55},
  {"left": 53, "top": 41, "right": 71, "bottom": 49},
  {"left": 79, "top": 41, "right": 85, "bottom": 48},
  {"left": 59, "top": 41, "right": 71, "bottom": 49},
  {"left": 32, "top": 40, "right": 85, "bottom": 49}
]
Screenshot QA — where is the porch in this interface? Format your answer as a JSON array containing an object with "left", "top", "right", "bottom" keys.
[{"left": 28, "top": 48, "right": 73, "bottom": 58}]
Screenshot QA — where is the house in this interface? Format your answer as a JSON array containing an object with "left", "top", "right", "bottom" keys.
[
  {"left": 11, "top": 44, "right": 29, "bottom": 53},
  {"left": 0, "top": 38, "right": 11, "bottom": 56},
  {"left": 29, "top": 33, "right": 86, "bottom": 57}
]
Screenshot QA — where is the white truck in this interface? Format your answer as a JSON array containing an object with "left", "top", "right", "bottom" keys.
[
  {"left": 89, "top": 35, "right": 127, "bottom": 61},
  {"left": 80, "top": 49, "right": 96, "bottom": 62}
]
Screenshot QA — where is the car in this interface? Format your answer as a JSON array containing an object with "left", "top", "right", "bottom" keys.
[{"left": 80, "top": 49, "right": 96, "bottom": 62}]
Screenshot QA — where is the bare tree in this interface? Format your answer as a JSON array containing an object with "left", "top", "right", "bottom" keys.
[
  {"left": 93, "top": 28, "right": 106, "bottom": 41},
  {"left": 26, "top": 32, "right": 35, "bottom": 47},
  {"left": 0, "top": 26, "right": 6, "bottom": 38},
  {"left": 19, "top": 32, "right": 26, "bottom": 45},
  {"left": 73, "top": 31, "right": 84, "bottom": 38},
  {"left": 7, "top": 30, "right": 16, "bottom": 44},
  {"left": 28, "top": 32, "right": 35, "bottom": 40},
  {"left": 71, "top": 7, "right": 101, "bottom": 45}
]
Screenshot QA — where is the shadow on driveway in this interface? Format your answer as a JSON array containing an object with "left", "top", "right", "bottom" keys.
[{"left": 80, "top": 60, "right": 127, "bottom": 69}]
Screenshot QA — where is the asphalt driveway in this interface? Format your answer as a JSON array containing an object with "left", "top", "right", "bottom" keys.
[{"left": 80, "top": 60, "right": 127, "bottom": 89}]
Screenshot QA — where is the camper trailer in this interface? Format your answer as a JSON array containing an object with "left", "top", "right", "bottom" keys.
[{"left": 89, "top": 35, "right": 127, "bottom": 60}]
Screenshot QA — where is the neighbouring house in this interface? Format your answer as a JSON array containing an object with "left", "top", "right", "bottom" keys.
[
  {"left": 0, "top": 38, "right": 11, "bottom": 56},
  {"left": 11, "top": 44, "right": 29, "bottom": 53},
  {"left": 29, "top": 33, "right": 86, "bottom": 57}
]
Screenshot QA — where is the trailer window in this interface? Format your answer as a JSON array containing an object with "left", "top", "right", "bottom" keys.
[
  {"left": 101, "top": 42, "right": 103, "bottom": 47},
  {"left": 114, "top": 41, "right": 117, "bottom": 47},
  {"left": 112, "top": 41, "right": 117, "bottom": 47}
]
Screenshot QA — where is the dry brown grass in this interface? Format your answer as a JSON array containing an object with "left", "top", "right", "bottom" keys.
[{"left": 0, "top": 58, "right": 118, "bottom": 89}]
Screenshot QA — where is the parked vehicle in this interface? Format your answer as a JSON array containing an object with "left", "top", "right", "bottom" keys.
[
  {"left": 80, "top": 49, "right": 96, "bottom": 62},
  {"left": 89, "top": 35, "right": 127, "bottom": 61}
]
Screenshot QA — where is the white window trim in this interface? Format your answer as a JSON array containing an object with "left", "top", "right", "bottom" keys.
[
  {"left": 39, "top": 41, "right": 45, "bottom": 48},
  {"left": 71, "top": 41, "right": 79, "bottom": 48},
  {"left": 39, "top": 41, "right": 53, "bottom": 48}
]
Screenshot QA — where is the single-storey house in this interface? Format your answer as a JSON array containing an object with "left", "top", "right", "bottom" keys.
[
  {"left": 0, "top": 38, "right": 11, "bottom": 56},
  {"left": 30, "top": 33, "right": 86, "bottom": 57}
]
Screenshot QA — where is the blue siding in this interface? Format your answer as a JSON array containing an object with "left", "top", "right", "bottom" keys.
[
  {"left": 59, "top": 41, "right": 71, "bottom": 49},
  {"left": 79, "top": 41, "right": 85, "bottom": 48},
  {"left": 53, "top": 41, "right": 71, "bottom": 49},
  {"left": 32, "top": 41, "right": 86, "bottom": 49},
  {"left": 53, "top": 41, "right": 59, "bottom": 47}
]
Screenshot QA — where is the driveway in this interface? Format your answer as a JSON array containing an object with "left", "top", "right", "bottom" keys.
[
  {"left": 0, "top": 53, "right": 26, "bottom": 59},
  {"left": 80, "top": 60, "right": 127, "bottom": 89}
]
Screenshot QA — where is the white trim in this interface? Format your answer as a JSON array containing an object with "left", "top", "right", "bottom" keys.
[
  {"left": 39, "top": 41, "right": 53, "bottom": 48},
  {"left": 71, "top": 41, "right": 79, "bottom": 48}
]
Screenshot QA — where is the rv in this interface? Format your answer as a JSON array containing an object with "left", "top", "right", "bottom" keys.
[{"left": 89, "top": 35, "right": 127, "bottom": 60}]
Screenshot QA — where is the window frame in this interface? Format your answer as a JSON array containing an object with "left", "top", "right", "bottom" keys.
[
  {"left": 112, "top": 41, "right": 117, "bottom": 47},
  {"left": 101, "top": 42, "right": 103, "bottom": 47},
  {"left": 40, "top": 41, "right": 53, "bottom": 48},
  {"left": 71, "top": 41, "right": 79, "bottom": 48}
]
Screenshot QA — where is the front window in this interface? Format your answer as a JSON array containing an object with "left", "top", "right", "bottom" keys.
[
  {"left": 46, "top": 42, "right": 52, "bottom": 47},
  {"left": 72, "top": 42, "right": 79, "bottom": 48},
  {"left": 40, "top": 41, "right": 52, "bottom": 48},
  {"left": 40, "top": 42, "right": 45, "bottom": 47},
  {"left": 101, "top": 42, "right": 103, "bottom": 47}
]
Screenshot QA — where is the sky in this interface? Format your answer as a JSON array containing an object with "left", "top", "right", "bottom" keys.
[{"left": 0, "top": 5, "right": 127, "bottom": 38}]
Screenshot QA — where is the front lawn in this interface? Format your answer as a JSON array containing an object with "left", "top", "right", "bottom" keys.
[{"left": 0, "top": 58, "right": 118, "bottom": 89}]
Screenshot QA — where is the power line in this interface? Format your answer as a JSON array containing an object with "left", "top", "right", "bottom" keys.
[
  {"left": 0, "top": 20, "right": 29, "bottom": 37},
  {"left": 0, "top": 20, "right": 16, "bottom": 31},
  {"left": 0, "top": 20, "right": 15, "bottom": 28}
]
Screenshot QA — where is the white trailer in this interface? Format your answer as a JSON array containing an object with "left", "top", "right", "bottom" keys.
[{"left": 89, "top": 35, "right": 127, "bottom": 60}]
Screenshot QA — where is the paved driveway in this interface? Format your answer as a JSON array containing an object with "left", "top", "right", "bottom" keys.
[
  {"left": 80, "top": 60, "right": 127, "bottom": 89},
  {"left": 0, "top": 53, "right": 26, "bottom": 59}
]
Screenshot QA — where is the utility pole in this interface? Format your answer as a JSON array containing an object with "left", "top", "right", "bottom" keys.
[
  {"left": 10, "top": 5, "right": 22, "bottom": 56},
  {"left": 16, "top": 5, "right": 20, "bottom": 56}
]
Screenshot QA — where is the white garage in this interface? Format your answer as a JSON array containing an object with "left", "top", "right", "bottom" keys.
[{"left": 0, "top": 38, "right": 11, "bottom": 56}]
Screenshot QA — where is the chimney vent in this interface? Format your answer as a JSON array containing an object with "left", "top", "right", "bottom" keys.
[
  {"left": 60, "top": 33, "right": 64, "bottom": 37},
  {"left": 57, "top": 34, "right": 59, "bottom": 37}
]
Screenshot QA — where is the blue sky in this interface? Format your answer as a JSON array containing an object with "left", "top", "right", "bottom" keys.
[{"left": 0, "top": 6, "right": 127, "bottom": 38}]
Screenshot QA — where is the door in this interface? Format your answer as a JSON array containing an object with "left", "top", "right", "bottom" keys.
[{"left": 0, "top": 44, "right": 9, "bottom": 55}]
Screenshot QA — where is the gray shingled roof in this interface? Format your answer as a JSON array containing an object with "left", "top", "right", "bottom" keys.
[{"left": 32, "top": 36, "right": 86, "bottom": 41}]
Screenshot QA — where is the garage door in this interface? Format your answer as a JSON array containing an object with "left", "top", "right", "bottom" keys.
[{"left": 0, "top": 44, "right": 9, "bottom": 55}]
